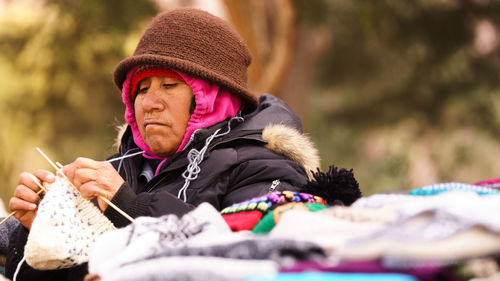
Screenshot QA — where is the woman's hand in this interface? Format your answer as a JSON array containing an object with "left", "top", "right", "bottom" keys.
[
  {"left": 63, "top": 157, "right": 124, "bottom": 211},
  {"left": 9, "top": 170, "right": 55, "bottom": 230}
]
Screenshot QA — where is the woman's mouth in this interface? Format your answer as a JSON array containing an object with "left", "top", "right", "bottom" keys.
[{"left": 143, "top": 120, "right": 165, "bottom": 128}]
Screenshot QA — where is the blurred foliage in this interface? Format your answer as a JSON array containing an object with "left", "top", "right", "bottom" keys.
[
  {"left": 0, "top": 0, "right": 157, "bottom": 205},
  {"left": 1, "top": 0, "right": 500, "bottom": 209},
  {"left": 294, "top": 0, "right": 500, "bottom": 193}
]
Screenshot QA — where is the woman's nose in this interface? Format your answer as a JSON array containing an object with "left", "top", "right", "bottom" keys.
[{"left": 141, "top": 89, "right": 164, "bottom": 111}]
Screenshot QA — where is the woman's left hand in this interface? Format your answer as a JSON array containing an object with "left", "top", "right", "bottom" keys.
[{"left": 63, "top": 157, "right": 124, "bottom": 211}]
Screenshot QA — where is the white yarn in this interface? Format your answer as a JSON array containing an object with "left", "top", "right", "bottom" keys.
[
  {"left": 178, "top": 116, "right": 244, "bottom": 202},
  {"left": 178, "top": 128, "right": 221, "bottom": 201},
  {"left": 13, "top": 255, "right": 26, "bottom": 281},
  {"left": 24, "top": 176, "right": 116, "bottom": 270}
]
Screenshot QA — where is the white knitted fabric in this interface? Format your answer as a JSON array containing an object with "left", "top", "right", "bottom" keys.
[{"left": 25, "top": 176, "right": 116, "bottom": 270}]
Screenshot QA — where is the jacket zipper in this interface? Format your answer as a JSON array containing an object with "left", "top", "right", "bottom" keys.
[
  {"left": 146, "top": 178, "right": 165, "bottom": 192},
  {"left": 268, "top": 179, "right": 280, "bottom": 193}
]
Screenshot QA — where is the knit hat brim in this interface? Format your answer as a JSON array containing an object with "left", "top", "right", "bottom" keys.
[{"left": 114, "top": 54, "right": 258, "bottom": 112}]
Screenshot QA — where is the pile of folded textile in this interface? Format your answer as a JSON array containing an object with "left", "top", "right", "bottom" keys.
[{"left": 87, "top": 177, "right": 500, "bottom": 281}]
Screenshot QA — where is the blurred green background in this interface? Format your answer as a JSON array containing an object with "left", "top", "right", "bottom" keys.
[{"left": 1, "top": 0, "right": 499, "bottom": 210}]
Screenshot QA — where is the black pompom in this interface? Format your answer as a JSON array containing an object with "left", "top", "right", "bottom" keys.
[{"left": 301, "top": 165, "right": 362, "bottom": 206}]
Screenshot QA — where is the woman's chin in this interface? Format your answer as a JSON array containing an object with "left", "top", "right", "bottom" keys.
[
  {"left": 146, "top": 141, "right": 177, "bottom": 157},
  {"left": 150, "top": 149, "right": 173, "bottom": 158}
]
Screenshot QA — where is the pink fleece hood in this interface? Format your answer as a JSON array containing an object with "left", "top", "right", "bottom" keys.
[{"left": 121, "top": 66, "right": 242, "bottom": 160}]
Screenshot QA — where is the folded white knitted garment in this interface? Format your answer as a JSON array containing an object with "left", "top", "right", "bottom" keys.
[{"left": 25, "top": 176, "right": 116, "bottom": 270}]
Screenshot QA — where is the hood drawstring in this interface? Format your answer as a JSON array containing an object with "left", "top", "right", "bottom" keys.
[{"left": 178, "top": 116, "right": 244, "bottom": 202}]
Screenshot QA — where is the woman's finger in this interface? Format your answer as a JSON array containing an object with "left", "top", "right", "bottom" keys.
[
  {"left": 11, "top": 207, "right": 37, "bottom": 230},
  {"left": 75, "top": 168, "right": 98, "bottom": 183},
  {"left": 63, "top": 157, "right": 100, "bottom": 184},
  {"left": 93, "top": 163, "right": 125, "bottom": 195},
  {"left": 13, "top": 185, "right": 42, "bottom": 205},
  {"left": 9, "top": 196, "right": 37, "bottom": 212},
  {"left": 33, "top": 169, "right": 55, "bottom": 184},
  {"left": 78, "top": 181, "right": 100, "bottom": 200},
  {"left": 18, "top": 171, "right": 54, "bottom": 195},
  {"left": 65, "top": 157, "right": 101, "bottom": 172},
  {"left": 18, "top": 172, "right": 43, "bottom": 193},
  {"left": 78, "top": 181, "right": 111, "bottom": 211},
  {"left": 72, "top": 168, "right": 101, "bottom": 192},
  {"left": 62, "top": 161, "right": 77, "bottom": 183}
]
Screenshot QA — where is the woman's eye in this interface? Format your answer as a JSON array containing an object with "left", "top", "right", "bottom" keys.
[
  {"left": 137, "top": 87, "right": 148, "bottom": 94},
  {"left": 163, "top": 83, "right": 177, "bottom": 88}
]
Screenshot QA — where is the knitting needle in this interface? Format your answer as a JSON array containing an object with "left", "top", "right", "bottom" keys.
[
  {"left": 0, "top": 212, "right": 16, "bottom": 226},
  {"left": 35, "top": 147, "right": 134, "bottom": 223},
  {"left": 55, "top": 162, "right": 135, "bottom": 223},
  {"left": 0, "top": 175, "right": 49, "bottom": 226},
  {"left": 0, "top": 149, "right": 141, "bottom": 227},
  {"left": 27, "top": 174, "right": 49, "bottom": 193},
  {"left": 36, "top": 147, "right": 64, "bottom": 172}
]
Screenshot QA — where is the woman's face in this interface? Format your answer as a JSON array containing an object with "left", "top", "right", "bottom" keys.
[{"left": 134, "top": 76, "right": 193, "bottom": 157}]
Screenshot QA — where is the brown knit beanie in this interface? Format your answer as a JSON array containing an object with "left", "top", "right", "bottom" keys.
[{"left": 113, "top": 8, "right": 258, "bottom": 111}]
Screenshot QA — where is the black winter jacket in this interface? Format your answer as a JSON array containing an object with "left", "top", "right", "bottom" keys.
[{"left": 6, "top": 94, "right": 320, "bottom": 280}]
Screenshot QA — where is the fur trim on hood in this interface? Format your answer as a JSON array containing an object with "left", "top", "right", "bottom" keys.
[
  {"left": 262, "top": 124, "right": 320, "bottom": 180},
  {"left": 113, "top": 123, "right": 128, "bottom": 151}
]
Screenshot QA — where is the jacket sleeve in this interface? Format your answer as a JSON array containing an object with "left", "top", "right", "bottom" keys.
[{"left": 103, "top": 183, "right": 195, "bottom": 228}]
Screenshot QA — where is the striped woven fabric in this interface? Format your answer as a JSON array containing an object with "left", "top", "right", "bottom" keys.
[{"left": 409, "top": 182, "right": 500, "bottom": 196}]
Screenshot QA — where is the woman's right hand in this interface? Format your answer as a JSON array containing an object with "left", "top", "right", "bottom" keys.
[{"left": 9, "top": 170, "right": 55, "bottom": 230}]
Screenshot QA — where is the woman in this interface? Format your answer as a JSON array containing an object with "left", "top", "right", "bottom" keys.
[{"left": 6, "top": 8, "right": 319, "bottom": 280}]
